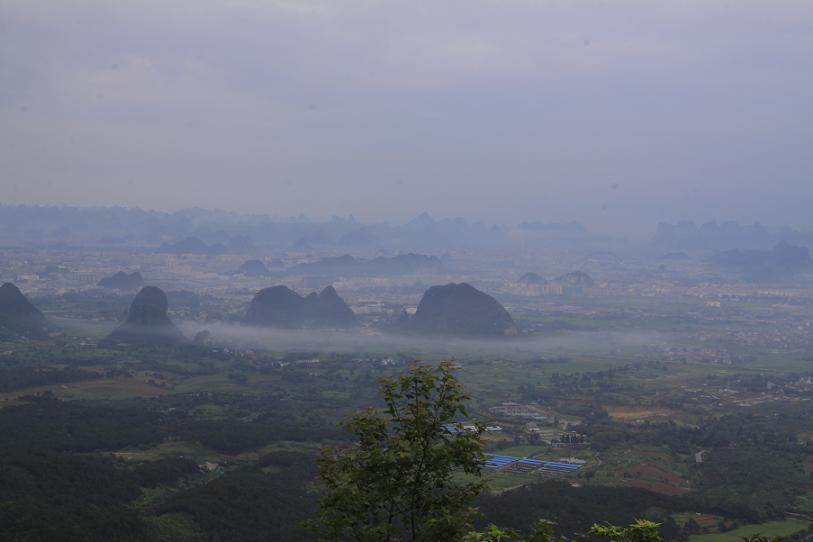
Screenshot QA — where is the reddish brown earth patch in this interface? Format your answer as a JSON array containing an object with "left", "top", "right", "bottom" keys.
[
  {"left": 605, "top": 406, "right": 674, "bottom": 422},
  {"left": 636, "top": 449, "right": 672, "bottom": 461},
  {"left": 627, "top": 462, "right": 688, "bottom": 487},
  {"left": 625, "top": 479, "right": 689, "bottom": 495}
]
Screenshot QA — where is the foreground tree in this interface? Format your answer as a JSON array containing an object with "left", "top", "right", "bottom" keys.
[
  {"left": 313, "top": 364, "right": 679, "bottom": 542},
  {"left": 315, "top": 361, "right": 485, "bottom": 542},
  {"left": 463, "top": 520, "right": 663, "bottom": 542},
  {"left": 589, "top": 520, "right": 662, "bottom": 542},
  {"left": 740, "top": 536, "right": 784, "bottom": 542}
]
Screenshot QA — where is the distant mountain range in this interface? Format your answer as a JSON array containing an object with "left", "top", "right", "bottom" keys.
[
  {"left": 0, "top": 204, "right": 594, "bottom": 252},
  {"left": 516, "top": 271, "right": 594, "bottom": 290},
  {"left": 242, "top": 281, "right": 520, "bottom": 338},
  {"left": 397, "top": 283, "right": 519, "bottom": 338},
  {"left": 7, "top": 204, "right": 813, "bottom": 256},
  {"left": 244, "top": 286, "right": 357, "bottom": 329},
  {"left": 0, "top": 278, "right": 521, "bottom": 341},
  {"left": 105, "top": 286, "right": 185, "bottom": 345},
  {"left": 654, "top": 221, "right": 813, "bottom": 250},
  {"left": 0, "top": 282, "right": 48, "bottom": 339},
  {"left": 557, "top": 271, "right": 594, "bottom": 288},
  {"left": 711, "top": 241, "right": 811, "bottom": 281},
  {"left": 237, "top": 259, "right": 272, "bottom": 277},
  {"left": 517, "top": 272, "right": 547, "bottom": 285}
]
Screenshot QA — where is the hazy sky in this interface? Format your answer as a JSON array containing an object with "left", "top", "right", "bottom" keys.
[{"left": 1, "top": 1, "right": 812, "bottom": 234}]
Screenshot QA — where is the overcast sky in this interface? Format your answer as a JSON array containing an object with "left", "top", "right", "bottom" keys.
[{"left": 1, "top": 1, "right": 811, "bottom": 234}]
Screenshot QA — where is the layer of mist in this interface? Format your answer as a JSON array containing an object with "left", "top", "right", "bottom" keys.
[
  {"left": 53, "top": 316, "right": 668, "bottom": 360},
  {"left": 179, "top": 321, "right": 667, "bottom": 360}
]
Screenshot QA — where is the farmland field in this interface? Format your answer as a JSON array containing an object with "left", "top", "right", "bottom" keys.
[{"left": 688, "top": 520, "right": 810, "bottom": 542}]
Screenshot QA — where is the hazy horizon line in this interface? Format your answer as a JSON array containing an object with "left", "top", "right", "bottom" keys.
[{"left": 2, "top": 200, "right": 805, "bottom": 235}]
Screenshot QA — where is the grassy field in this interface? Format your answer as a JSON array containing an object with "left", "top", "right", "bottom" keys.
[
  {"left": 795, "top": 492, "right": 813, "bottom": 514},
  {"left": 739, "top": 352, "right": 813, "bottom": 373},
  {"left": 688, "top": 520, "right": 809, "bottom": 542},
  {"left": 114, "top": 438, "right": 327, "bottom": 466},
  {"left": 458, "top": 355, "right": 631, "bottom": 402},
  {"left": 0, "top": 375, "right": 170, "bottom": 402},
  {"left": 114, "top": 440, "right": 217, "bottom": 463},
  {"left": 590, "top": 445, "right": 691, "bottom": 496},
  {"left": 482, "top": 470, "right": 539, "bottom": 492}
]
